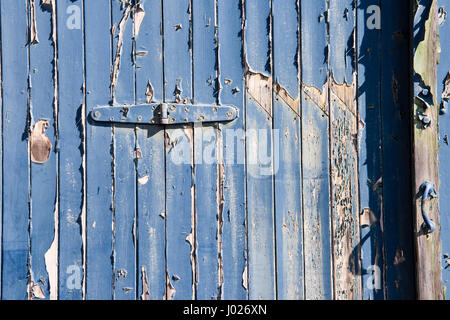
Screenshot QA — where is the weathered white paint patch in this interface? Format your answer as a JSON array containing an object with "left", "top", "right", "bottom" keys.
[
  {"left": 140, "top": 266, "right": 150, "bottom": 300},
  {"left": 44, "top": 198, "right": 59, "bottom": 300},
  {"left": 31, "top": 282, "right": 46, "bottom": 299},
  {"left": 138, "top": 174, "right": 150, "bottom": 185},
  {"left": 30, "top": 120, "right": 52, "bottom": 164},
  {"left": 133, "top": 3, "right": 146, "bottom": 37}
]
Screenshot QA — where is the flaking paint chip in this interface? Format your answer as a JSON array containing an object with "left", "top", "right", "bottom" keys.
[
  {"left": 30, "top": 120, "right": 52, "bottom": 164},
  {"left": 138, "top": 174, "right": 150, "bottom": 185},
  {"left": 31, "top": 283, "right": 46, "bottom": 299},
  {"left": 133, "top": 3, "right": 146, "bottom": 37}
]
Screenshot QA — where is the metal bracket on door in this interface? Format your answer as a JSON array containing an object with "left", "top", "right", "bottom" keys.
[{"left": 90, "top": 103, "right": 238, "bottom": 125}]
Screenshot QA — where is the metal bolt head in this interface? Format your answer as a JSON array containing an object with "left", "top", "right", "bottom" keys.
[
  {"left": 94, "top": 111, "right": 101, "bottom": 119},
  {"left": 418, "top": 114, "right": 431, "bottom": 128},
  {"left": 137, "top": 115, "right": 143, "bottom": 122},
  {"left": 421, "top": 88, "right": 429, "bottom": 96}
]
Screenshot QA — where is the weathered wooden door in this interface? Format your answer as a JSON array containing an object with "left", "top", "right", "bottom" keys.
[
  {"left": 436, "top": 0, "right": 450, "bottom": 300},
  {"left": 0, "top": 0, "right": 424, "bottom": 300}
]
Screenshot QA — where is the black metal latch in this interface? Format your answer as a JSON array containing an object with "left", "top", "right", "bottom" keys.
[{"left": 90, "top": 103, "right": 238, "bottom": 125}]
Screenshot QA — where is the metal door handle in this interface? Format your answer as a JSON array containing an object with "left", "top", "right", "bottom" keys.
[{"left": 419, "top": 181, "right": 437, "bottom": 233}]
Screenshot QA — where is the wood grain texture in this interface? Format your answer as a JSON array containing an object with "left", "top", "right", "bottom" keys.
[
  {"left": 412, "top": 0, "right": 443, "bottom": 300},
  {"left": 300, "top": 0, "right": 333, "bottom": 300},
  {"left": 357, "top": 0, "right": 385, "bottom": 300},
  {"left": 85, "top": 0, "right": 114, "bottom": 300},
  {"left": 437, "top": 0, "right": 450, "bottom": 300},
  {"left": 0, "top": 0, "right": 433, "bottom": 301},
  {"left": 134, "top": 0, "right": 166, "bottom": 300},
  {"left": 244, "top": 0, "right": 276, "bottom": 300},
  {"left": 217, "top": 0, "right": 248, "bottom": 300},
  {"left": 328, "top": 0, "right": 362, "bottom": 300},
  {"left": 163, "top": 0, "right": 195, "bottom": 300},
  {"left": 381, "top": 0, "right": 416, "bottom": 300},
  {"left": 57, "top": 0, "right": 85, "bottom": 300},
  {"left": 192, "top": 0, "right": 221, "bottom": 300},
  {"left": 29, "top": 0, "right": 58, "bottom": 300},
  {"left": 111, "top": 0, "right": 137, "bottom": 300},
  {"left": 272, "top": 0, "right": 303, "bottom": 300},
  {"left": 1, "top": 0, "right": 30, "bottom": 300}
]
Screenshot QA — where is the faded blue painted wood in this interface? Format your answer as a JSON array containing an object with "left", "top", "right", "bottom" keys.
[
  {"left": 192, "top": 0, "right": 220, "bottom": 300},
  {"left": 85, "top": 0, "right": 114, "bottom": 299},
  {"left": 134, "top": 0, "right": 166, "bottom": 300},
  {"left": 111, "top": 0, "right": 137, "bottom": 300},
  {"left": 57, "top": 0, "right": 85, "bottom": 300},
  {"left": 217, "top": 0, "right": 248, "bottom": 300},
  {"left": 163, "top": 0, "right": 195, "bottom": 300},
  {"left": 437, "top": 0, "right": 450, "bottom": 300},
  {"left": 244, "top": 0, "right": 276, "bottom": 300},
  {"left": 0, "top": 0, "right": 30, "bottom": 300},
  {"left": 272, "top": 0, "right": 303, "bottom": 300},
  {"left": 29, "top": 0, "right": 58, "bottom": 300},
  {"left": 328, "top": 0, "right": 361, "bottom": 299},
  {"left": 0, "top": 0, "right": 433, "bottom": 301},
  {"left": 300, "top": 0, "right": 333, "bottom": 300},
  {"left": 380, "top": 0, "right": 415, "bottom": 299},
  {"left": 357, "top": 0, "right": 385, "bottom": 300}
]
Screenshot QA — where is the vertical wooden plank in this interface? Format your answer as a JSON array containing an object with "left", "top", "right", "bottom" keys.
[
  {"left": 85, "top": 0, "right": 114, "bottom": 300},
  {"left": 1, "top": 0, "right": 30, "bottom": 300},
  {"left": 134, "top": 0, "right": 166, "bottom": 300},
  {"left": 163, "top": 0, "right": 195, "bottom": 300},
  {"left": 380, "top": 0, "right": 415, "bottom": 300},
  {"left": 27, "top": 1, "right": 55, "bottom": 301},
  {"left": 244, "top": 0, "right": 276, "bottom": 300},
  {"left": 437, "top": 0, "right": 450, "bottom": 300},
  {"left": 110, "top": 0, "right": 136, "bottom": 300},
  {"left": 272, "top": 0, "right": 303, "bottom": 300},
  {"left": 412, "top": 0, "right": 442, "bottom": 300},
  {"left": 357, "top": 0, "right": 385, "bottom": 300},
  {"left": 28, "top": 0, "right": 58, "bottom": 300},
  {"left": 328, "top": 0, "right": 362, "bottom": 300},
  {"left": 192, "top": 0, "right": 220, "bottom": 299},
  {"left": 58, "top": 0, "right": 85, "bottom": 300},
  {"left": 300, "top": 0, "right": 333, "bottom": 300},
  {"left": 217, "top": 0, "right": 248, "bottom": 300}
]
